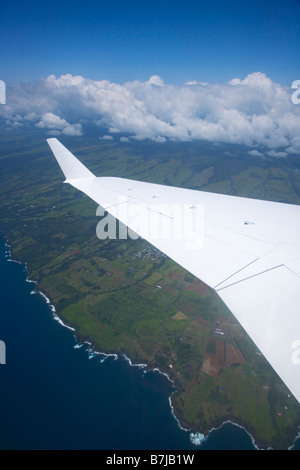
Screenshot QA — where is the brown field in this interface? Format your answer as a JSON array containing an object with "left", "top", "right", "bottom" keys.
[
  {"left": 186, "top": 279, "right": 209, "bottom": 294},
  {"left": 225, "top": 343, "right": 245, "bottom": 367},
  {"left": 202, "top": 338, "right": 245, "bottom": 377}
]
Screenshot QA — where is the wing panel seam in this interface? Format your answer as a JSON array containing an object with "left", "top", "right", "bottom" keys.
[{"left": 215, "top": 264, "right": 284, "bottom": 292}]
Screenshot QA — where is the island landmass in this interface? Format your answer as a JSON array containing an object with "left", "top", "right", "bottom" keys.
[{"left": 1, "top": 129, "right": 300, "bottom": 449}]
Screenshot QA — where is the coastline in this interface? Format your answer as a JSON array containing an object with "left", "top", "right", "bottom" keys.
[{"left": 2, "top": 235, "right": 300, "bottom": 450}]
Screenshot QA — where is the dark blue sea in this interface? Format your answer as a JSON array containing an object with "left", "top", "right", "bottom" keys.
[{"left": 0, "top": 238, "right": 298, "bottom": 450}]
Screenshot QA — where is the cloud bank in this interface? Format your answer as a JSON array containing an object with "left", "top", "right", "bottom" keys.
[{"left": 1, "top": 72, "right": 300, "bottom": 154}]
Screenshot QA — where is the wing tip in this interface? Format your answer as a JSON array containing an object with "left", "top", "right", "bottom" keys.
[{"left": 47, "top": 138, "right": 95, "bottom": 181}]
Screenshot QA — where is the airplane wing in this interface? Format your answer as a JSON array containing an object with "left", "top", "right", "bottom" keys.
[{"left": 47, "top": 137, "right": 300, "bottom": 404}]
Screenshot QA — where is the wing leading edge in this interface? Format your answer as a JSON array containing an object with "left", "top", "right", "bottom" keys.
[{"left": 47, "top": 138, "right": 300, "bottom": 404}]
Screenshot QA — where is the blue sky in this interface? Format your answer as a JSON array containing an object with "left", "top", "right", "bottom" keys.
[
  {"left": 1, "top": 0, "right": 299, "bottom": 86},
  {"left": 1, "top": 0, "right": 300, "bottom": 153}
]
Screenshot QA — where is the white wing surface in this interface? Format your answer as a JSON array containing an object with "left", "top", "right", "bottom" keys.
[{"left": 47, "top": 138, "right": 300, "bottom": 403}]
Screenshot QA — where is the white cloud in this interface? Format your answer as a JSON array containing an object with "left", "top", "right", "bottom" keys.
[
  {"left": 99, "top": 135, "right": 113, "bottom": 140},
  {"left": 36, "top": 112, "right": 68, "bottom": 130},
  {"left": 63, "top": 124, "right": 82, "bottom": 136},
  {"left": 267, "top": 150, "right": 288, "bottom": 158},
  {"left": 1, "top": 72, "right": 300, "bottom": 154},
  {"left": 152, "top": 135, "right": 167, "bottom": 143},
  {"left": 248, "top": 150, "right": 265, "bottom": 157},
  {"left": 286, "top": 137, "right": 300, "bottom": 155},
  {"left": 147, "top": 75, "right": 164, "bottom": 86},
  {"left": 47, "top": 129, "right": 62, "bottom": 136},
  {"left": 36, "top": 112, "right": 82, "bottom": 136}
]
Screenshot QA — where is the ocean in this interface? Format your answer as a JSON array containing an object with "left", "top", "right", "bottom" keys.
[{"left": 0, "top": 237, "right": 298, "bottom": 450}]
